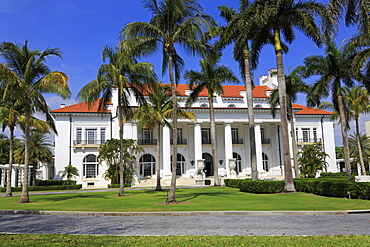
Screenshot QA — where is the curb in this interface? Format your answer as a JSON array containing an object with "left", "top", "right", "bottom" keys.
[{"left": 1, "top": 209, "right": 370, "bottom": 216}]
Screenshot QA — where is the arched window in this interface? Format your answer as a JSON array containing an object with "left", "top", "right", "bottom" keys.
[
  {"left": 228, "top": 104, "right": 236, "bottom": 108},
  {"left": 262, "top": 153, "right": 269, "bottom": 171},
  {"left": 233, "top": 152, "right": 242, "bottom": 174},
  {"left": 139, "top": 154, "right": 156, "bottom": 177},
  {"left": 83, "top": 154, "right": 99, "bottom": 178},
  {"left": 171, "top": 153, "right": 186, "bottom": 176},
  {"left": 200, "top": 103, "right": 208, "bottom": 107},
  {"left": 255, "top": 104, "right": 262, "bottom": 108}
]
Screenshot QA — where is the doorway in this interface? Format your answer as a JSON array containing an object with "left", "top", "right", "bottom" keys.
[{"left": 202, "top": 153, "right": 213, "bottom": 177}]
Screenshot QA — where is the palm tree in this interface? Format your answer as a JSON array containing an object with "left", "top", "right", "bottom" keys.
[
  {"left": 59, "top": 164, "right": 79, "bottom": 180},
  {"left": 304, "top": 37, "right": 357, "bottom": 180},
  {"left": 98, "top": 138, "right": 120, "bottom": 184},
  {"left": 269, "top": 66, "right": 309, "bottom": 178},
  {"left": 77, "top": 46, "right": 154, "bottom": 197},
  {"left": 133, "top": 82, "right": 196, "bottom": 191},
  {"left": 15, "top": 129, "right": 53, "bottom": 186},
  {"left": 251, "top": 0, "right": 325, "bottom": 192},
  {"left": 0, "top": 41, "right": 70, "bottom": 203},
  {"left": 217, "top": 1, "right": 261, "bottom": 180},
  {"left": 184, "top": 51, "right": 239, "bottom": 186},
  {"left": 120, "top": 0, "right": 215, "bottom": 203},
  {"left": 349, "top": 133, "right": 370, "bottom": 173}
]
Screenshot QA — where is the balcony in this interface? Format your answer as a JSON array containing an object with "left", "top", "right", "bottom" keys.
[
  {"left": 232, "top": 139, "right": 244, "bottom": 144},
  {"left": 296, "top": 138, "right": 322, "bottom": 144},
  {"left": 138, "top": 139, "right": 157, "bottom": 145},
  {"left": 262, "top": 139, "right": 270, "bottom": 144},
  {"left": 170, "top": 139, "right": 188, "bottom": 145},
  {"left": 73, "top": 140, "right": 106, "bottom": 146}
]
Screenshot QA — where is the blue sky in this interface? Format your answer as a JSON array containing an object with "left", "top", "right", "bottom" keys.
[{"left": 0, "top": 0, "right": 364, "bottom": 145}]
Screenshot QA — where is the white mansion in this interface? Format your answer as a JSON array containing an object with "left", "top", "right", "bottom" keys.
[{"left": 50, "top": 70, "right": 337, "bottom": 188}]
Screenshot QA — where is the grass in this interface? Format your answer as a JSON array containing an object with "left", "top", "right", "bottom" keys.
[
  {"left": 1, "top": 187, "right": 370, "bottom": 212},
  {"left": 0, "top": 234, "right": 369, "bottom": 246}
]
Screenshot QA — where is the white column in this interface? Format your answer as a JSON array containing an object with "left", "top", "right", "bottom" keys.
[
  {"left": 162, "top": 125, "right": 171, "bottom": 177},
  {"left": 255, "top": 123, "right": 263, "bottom": 174},
  {"left": 132, "top": 123, "right": 138, "bottom": 140},
  {"left": 224, "top": 122, "right": 233, "bottom": 176},
  {"left": 194, "top": 123, "right": 202, "bottom": 161}
]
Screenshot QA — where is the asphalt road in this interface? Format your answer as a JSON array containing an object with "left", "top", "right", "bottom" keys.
[{"left": 1, "top": 213, "right": 369, "bottom": 236}]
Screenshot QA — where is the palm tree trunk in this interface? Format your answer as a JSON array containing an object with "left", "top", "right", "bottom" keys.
[
  {"left": 167, "top": 52, "right": 178, "bottom": 203},
  {"left": 118, "top": 91, "right": 125, "bottom": 197},
  {"left": 275, "top": 29, "right": 295, "bottom": 192},
  {"left": 5, "top": 125, "right": 14, "bottom": 197},
  {"left": 155, "top": 125, "right": 163, "bottom": 191},
  {"left": 338, "top": 94, "right": 351, "bottom": 180},
  {"left": 32, "top": 161, "right": 37, "bottom": 186},
  {"left": 355, "top": 118, "right": 366, "bottom": 175},
  {"left": 243, "top": 49, "right": 258, "bottom": 180},
  {"left": 20, "top": 103, "right": 30, "bottom": 203},
  {"left": 209, "top": 97, "right": 219, "bottom": 186},
  {"left": 288, "top": 106, "right": 300, "bottom": 178}
]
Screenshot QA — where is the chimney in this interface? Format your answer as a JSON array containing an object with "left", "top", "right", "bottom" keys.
[{"left": 60, "top": 104, "right": 66, "bottom": 108}]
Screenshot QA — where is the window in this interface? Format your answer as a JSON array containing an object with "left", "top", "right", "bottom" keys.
[
  {"left": 255, "top": 104, "right": 262, "bottom": 108},
  {"left": 302, "top": 128, "right": 310, "bottom": 142},
  {"left": 142, "top": 129, "right": 153, "bottom": 144},
  {"left": 313, "top": 128, "right": 317, "bottom": 142},
  {"left": 262, "top": 153, "right": 269, "bottom": 171},
  {"left": 76, "top": 128, "right": 82, "bottom": 144},
  {"left": 200, "top": 103, "right": 208, "bottom": 107},
  {"left": 233, "top": 152, "right": 242, "bottom": 174},
  {"left": 228, "top": 104, "right": 236, "bottom": 108},
  {"left": 83, "top": 154, "right": 99, "bottom": 178},
  {"left": 86, "top": 129, "right": 97, "bottom": 145},
  {"left": 261, "top": 128, "right": 265, "bottom": 140},
  {"left": 101, "top": 128, "right": 106, "bottom": 144},
  {"left": 139, "top": 154, "right": 156, "bottom": 177},
  {"left": 231, "top": 128, "right": 243, "bottom": 144},
  {"left": 177, "top": 128, "right": 183, "bottom": 142},
  {"left": 201, "top": 128, "right": 211, "bottom": 144},
  {"left": 171, "top": 153, "right": 186, "bottom": 175}
]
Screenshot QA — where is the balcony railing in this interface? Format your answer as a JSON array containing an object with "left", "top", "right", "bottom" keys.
[
  {"left": 138, "top": 139, "right": 157, "bottom": 145},
  {"left": 262, "top": 139, "right": 270, "bottom": 144},
  {"left": 232, "top": 139, "right": 244, "bottom": 144},
  {"left": 73, "top": 140, "right": 106, "bottom": 146},
  {"left": 170, "top": 139, "right": 188, "bottom": 145},
  {"left": 296, "top": 138, "right": 322, "bottom": 144}
]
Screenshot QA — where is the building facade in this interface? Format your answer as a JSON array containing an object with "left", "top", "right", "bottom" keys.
[{"left": 51, "top": 70, "right": 337, "bottom": 188}]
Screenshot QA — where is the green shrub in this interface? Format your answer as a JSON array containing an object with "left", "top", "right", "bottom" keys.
[
  {"left": 108, "top": 183, "right": 131, "bottom": 188},
  {"left": 224, "top": 179, "right": 245, "bottom": 188},
  {"left": 0, "top": 184, "right": 82, "bottom": 192},
  {"left": 35, "top": 180, "right": 77, "bottom": 186},
  {"left": 238, "top": 180, "right": 284, "bottom": 194}
]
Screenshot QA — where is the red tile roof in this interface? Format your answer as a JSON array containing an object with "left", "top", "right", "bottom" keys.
[
  {"left": 52, "top": 99, "right": 111, "bottom": 113},
  {"left": 293, "top": 103, "right": 332, "bottom": 115}
]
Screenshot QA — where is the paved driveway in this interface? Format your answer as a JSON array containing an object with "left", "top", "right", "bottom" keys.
[{"left": 1, "top": 213, "right": 369, "bottom": 236}]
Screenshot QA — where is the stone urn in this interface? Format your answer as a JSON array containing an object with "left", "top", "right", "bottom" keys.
[
  {"left": 197, "top": 159, "right": 205, "bottom": 171},
  {"left": 228, "top": 158, "right": 237, "bottom": 178}
]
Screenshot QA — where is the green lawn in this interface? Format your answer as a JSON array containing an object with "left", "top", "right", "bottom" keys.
[
  {"left": 1, "top": 234, "right": 369, "bottom": 246},
  {"left": 1, "top": 187, "right": 370, "bottom": 212}
]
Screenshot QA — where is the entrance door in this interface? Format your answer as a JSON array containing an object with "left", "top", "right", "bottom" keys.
[{"left": 202, "top": 153, "right": 213, "bottom": 177}]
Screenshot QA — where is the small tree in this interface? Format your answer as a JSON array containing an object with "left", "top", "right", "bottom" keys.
[
  {"left": 60, "top": 164, "right": 79, "bottom": 180},
  {"left": 298, "top": 143, "right": 329, "bottom": 178},
  {"left": 98, "top": 139, "right": 120, "bottom": 184}
]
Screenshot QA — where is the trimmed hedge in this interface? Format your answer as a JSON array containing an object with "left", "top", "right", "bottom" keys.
[
  {"left": 35, "top": 180, "right": 77, "bottom": 186},
  {"left": 224, "top": 178, "right": 370, "bottom": 200},
  {"left": 108, "top": 183, "right": 132, "bottom": 188},
  {"left": 0, "top": 184, "right": 82, "bottom": 192}
]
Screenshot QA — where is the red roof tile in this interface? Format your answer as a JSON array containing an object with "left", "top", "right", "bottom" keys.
[
  {"left": 52, "top": 99, "right": 111, "bottom": 113},
  {"left": 292, "top": 103, "right": 332, "bottom": 115}
]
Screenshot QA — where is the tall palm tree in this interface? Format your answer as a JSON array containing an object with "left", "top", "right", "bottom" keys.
[
  {"left": 133, "top": 82, "right": 196, "bottom": 191},
  {"left": 77, "top": 46, "right": 154, "bottom": 197},
  {"left": 15, "top": 129, "right": 53, "bottom": 186},
  {"left": 185, "top": 51, "right": 239, "bottom": 186},
  {"left": 349, "top": 133, "right": 370, "bottom": 172},
  {"left": 0, "top": 41, "right": 70, "bottom": 203},
  {"left": 120, "top": 0, "right": 215, "bottom": 203},
  {"left": 304, "top": 37, "right": 357, "bottom": 180},
  {"left": 342, "top": 86, "right": 369, "bottom": 175},
  {"left": 269, "top": 66, "right": 309, "bottom": 178},
  {"left": 251, "top": 0, "right": 325, "bottom": 192}
]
